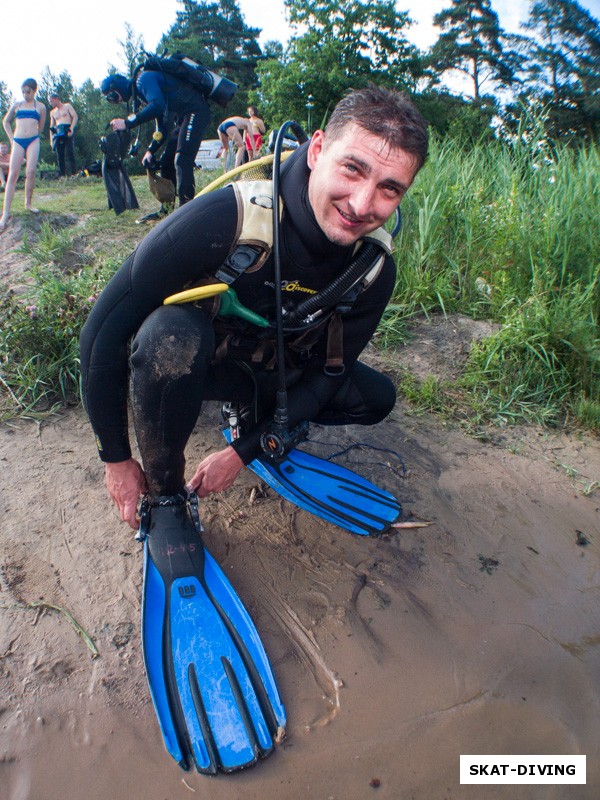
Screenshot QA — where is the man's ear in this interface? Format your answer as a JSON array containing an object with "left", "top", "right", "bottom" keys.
[{"left": 306, "top": 130, "right": 326, "bottom": 170}]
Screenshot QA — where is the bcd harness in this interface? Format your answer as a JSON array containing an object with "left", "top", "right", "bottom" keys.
[
  {"left": 129, "top": 52, "right": 238, "bottom": 157},
  {"left": 139, "top": 53, "right": 238, "bottom": 108},
  {"left": 192, "top": 179, "right": 394, "bottom": 377}
]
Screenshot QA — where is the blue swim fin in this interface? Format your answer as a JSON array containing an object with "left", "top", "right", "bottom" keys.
[
  {"left": 139, "top": 493, "right": 286, "bottom": 774},
  {"left": 223, "top": 430, "right": 401, "bottom": 536}
]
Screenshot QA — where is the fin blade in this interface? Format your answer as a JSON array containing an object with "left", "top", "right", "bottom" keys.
[
  {"left": 253, "top": 449, "right": 401, "bottom": 535},
  {"left": 223, "top": 428, "right": 400, "bottom": 535},
  {"left": 141, "top": 505, "right": 285, "bottom": 774},
  {"left": 204, "top": 551, "right": 286, "bottom": 736},
  {"left": 169, "top": 575, "right": 262, "bottom": 772},
  {"left": 142, "top": 554, "right": 188, "bottom": 768}
]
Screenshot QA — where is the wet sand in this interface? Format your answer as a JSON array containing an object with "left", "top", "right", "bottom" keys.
[{"left": 1, "top": 400, "right": 598, "bottom": 800}]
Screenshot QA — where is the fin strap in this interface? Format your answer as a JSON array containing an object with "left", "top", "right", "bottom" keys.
[{"left": 187, "top": 492, "right": 204, "bottom": 534}]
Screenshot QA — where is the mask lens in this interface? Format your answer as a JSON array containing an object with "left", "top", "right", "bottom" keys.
[{"left": 105, "top": 90, "right": 121, "bottom": 104}]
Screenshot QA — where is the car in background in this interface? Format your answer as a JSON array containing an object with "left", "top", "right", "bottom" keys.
[{"left": 195, "top": 139, "right": 222, "bottom": 170}]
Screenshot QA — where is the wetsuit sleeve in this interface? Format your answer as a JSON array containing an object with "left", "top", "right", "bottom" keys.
[
  {"left": 80, "top": 189, "right": 239, "bottom": 462},
  {"left": 230, "top": 254, "right": 396, "bottom": 464},
  {"left": 126, "top": 72, "right": 167, "bottom": 128}
]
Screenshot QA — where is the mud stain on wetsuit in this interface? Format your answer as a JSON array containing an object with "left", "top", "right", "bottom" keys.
[{"left": 151, "top": 333, "right": 201, "bottom": 380}]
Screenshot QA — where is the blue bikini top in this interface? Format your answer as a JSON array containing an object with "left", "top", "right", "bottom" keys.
[{"left": 16, "top": 103, "right": 41, "bottom": 121}]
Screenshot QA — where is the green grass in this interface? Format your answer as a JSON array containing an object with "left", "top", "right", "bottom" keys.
[
  {"left": 0, "top": 169, "right": 221, "bottom": 419},
  {"left": 383, "top": 133, "right": 599, "bottom": 431},
  {"left": 0, "top": 144, "right": 598, "bottom": 433}
]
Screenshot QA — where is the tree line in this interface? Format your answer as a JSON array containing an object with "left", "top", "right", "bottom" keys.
[{"left": 0, "top": 0, "right": 598, "bottom": 173}]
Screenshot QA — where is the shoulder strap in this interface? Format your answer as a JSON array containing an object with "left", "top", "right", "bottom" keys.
[
  {"left": 362, "top": 226, "right": 394, "bottom": 255},
  {"left": 345, "top": 227, "right": 394, "bottom": 293},
  {"left": 231, "top": 180, "right": 276, "bottom": 251},
  {"left": 214, "top": 180, "right": 278, "bottom": 283}
]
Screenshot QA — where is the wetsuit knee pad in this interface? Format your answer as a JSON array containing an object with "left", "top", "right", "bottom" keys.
[{"left": 130, "top": 305, "right": 215, "bottom": 372}]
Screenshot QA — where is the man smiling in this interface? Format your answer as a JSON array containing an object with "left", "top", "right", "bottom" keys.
[
  {"left": 307, "top": 123, "right": 418, "bottom": 246},
  {"left": 80, "top": 85, "right": 429, "bottom": 528}
]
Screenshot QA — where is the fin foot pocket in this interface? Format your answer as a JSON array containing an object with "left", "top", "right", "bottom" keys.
[{"left": 139, "top": 492, "right": 286, "bottom": 773}]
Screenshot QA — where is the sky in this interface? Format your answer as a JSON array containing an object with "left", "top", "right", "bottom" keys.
[{"left": 2, "top": 0, "right": 599, "bottom": 99}]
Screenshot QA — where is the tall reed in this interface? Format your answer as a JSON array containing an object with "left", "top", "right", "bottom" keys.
[{"left": 386, "top": 129, "right": 599, "bottom": 427}]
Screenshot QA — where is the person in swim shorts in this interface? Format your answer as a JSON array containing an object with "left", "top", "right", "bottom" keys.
[
  {"left": 49, "top": 93, "right": 78, "bottom": 177},
  {"left": 244, "top": 105, "right": 266, "bottom": 161},
  {"left": 217, "top": 116, "right": 257, "bottom": 167},
  {"left": 1, "top": 78, "right": 46, "bottom": 231}
]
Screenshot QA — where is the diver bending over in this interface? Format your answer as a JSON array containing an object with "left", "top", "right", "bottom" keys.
[
  {"left": 102, "top": 69, "right": 210, "bottom": 208},
  {"left": 80, "top": 85, "right": 429, "bottom": 529}
]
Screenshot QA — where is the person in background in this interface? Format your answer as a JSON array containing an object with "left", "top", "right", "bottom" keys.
[
  {"left": 244, "top": 105, "right": 266, "bottom": 161},
  {"left": 0, "top": 142, "right": 10, "bottom": 189},
  {"left": 217, "top": 116, "right": 257, "bottom": 167},
  {"left": 49, "top": 93, "right": 78, "bottom": 177},
  {"left": 101, "top": 69, "right": 210, "bottom": 221},
  {"left": 0, "top": 79, "right": 46, "bottom": 232}
]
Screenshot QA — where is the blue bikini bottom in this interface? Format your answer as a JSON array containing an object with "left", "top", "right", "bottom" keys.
[{"left": 13, "top": 134, "right": 40, "bottom": 151}]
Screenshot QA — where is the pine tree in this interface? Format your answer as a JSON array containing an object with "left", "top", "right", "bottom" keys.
[
  {"left": 520, "top": 0, "right": 600, "bottom": 139},
  {"left": 430, "top": 0, "right": 515, "bottom": 99},
  {"left": 117, "top": 23, "right": 146, "bottom": 77},
  {"left": 160, "top": 0, "right": 262, "bottom": 90},
  {"left": 0, "top": 82, "right": 15, "bottom": 118}
]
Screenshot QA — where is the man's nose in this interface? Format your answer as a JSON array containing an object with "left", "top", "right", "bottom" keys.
[{"left": 348, "top": 182, "right": 376, "bottom": 218}]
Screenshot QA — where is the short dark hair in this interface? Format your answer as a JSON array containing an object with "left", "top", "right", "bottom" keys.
[
  {"left": 325, "top": 84, "right": 429, "bottom": 173},
  {"left": 50, "top": 93, "right": 61, "bottom": 100},
  {"left": 22, "top": 78, "right": 38, "bottom": 92}
]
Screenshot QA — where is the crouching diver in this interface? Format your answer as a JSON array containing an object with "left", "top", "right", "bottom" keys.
[
  {"left": 79, "top": 85, "right": 428, "bottom": 774},
  {"left": 80, "top": 85, "right": 429, "bottom": 529},
  {"left": 100, "top": 66, "right": 210, "bottom": 220}
]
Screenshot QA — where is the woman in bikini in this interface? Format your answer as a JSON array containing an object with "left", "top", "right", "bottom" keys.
[{"left": 0, "top": 78, "right": 47, "bottom": 231}]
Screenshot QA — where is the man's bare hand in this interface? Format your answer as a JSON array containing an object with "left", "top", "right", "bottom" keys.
[
  {"left": 186, "top": 446, "right": 244, "bottom": 497},
  {"left": 106, "top": 459, "right": 148, "bottom": 529}
]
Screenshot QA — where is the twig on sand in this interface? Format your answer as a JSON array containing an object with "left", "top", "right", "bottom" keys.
[
  {"left": 391, "top": 520, "right": 433, "bottom": 529},
  {"left": 0, "top": 599, "right": 99, "bottom": 658}
]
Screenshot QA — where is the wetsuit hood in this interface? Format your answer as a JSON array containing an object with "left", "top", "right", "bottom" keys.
[{"left": 101, "top": 74, "right": 132, "bottom": 103}]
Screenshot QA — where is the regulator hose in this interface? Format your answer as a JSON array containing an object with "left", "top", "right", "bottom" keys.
[
  {"left": 266, "top": 119, "right": 308, "bottom": 444},
  {"left": 287, "top": 240, "right": 384, "bottom": 324}
]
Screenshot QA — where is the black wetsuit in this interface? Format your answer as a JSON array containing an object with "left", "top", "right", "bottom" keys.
[
  {"left": 127, "top": 71, "right": 211, "bottom": 204},
  {"left": 80, "top": 145, "right": 397, "bottom": 494}
]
